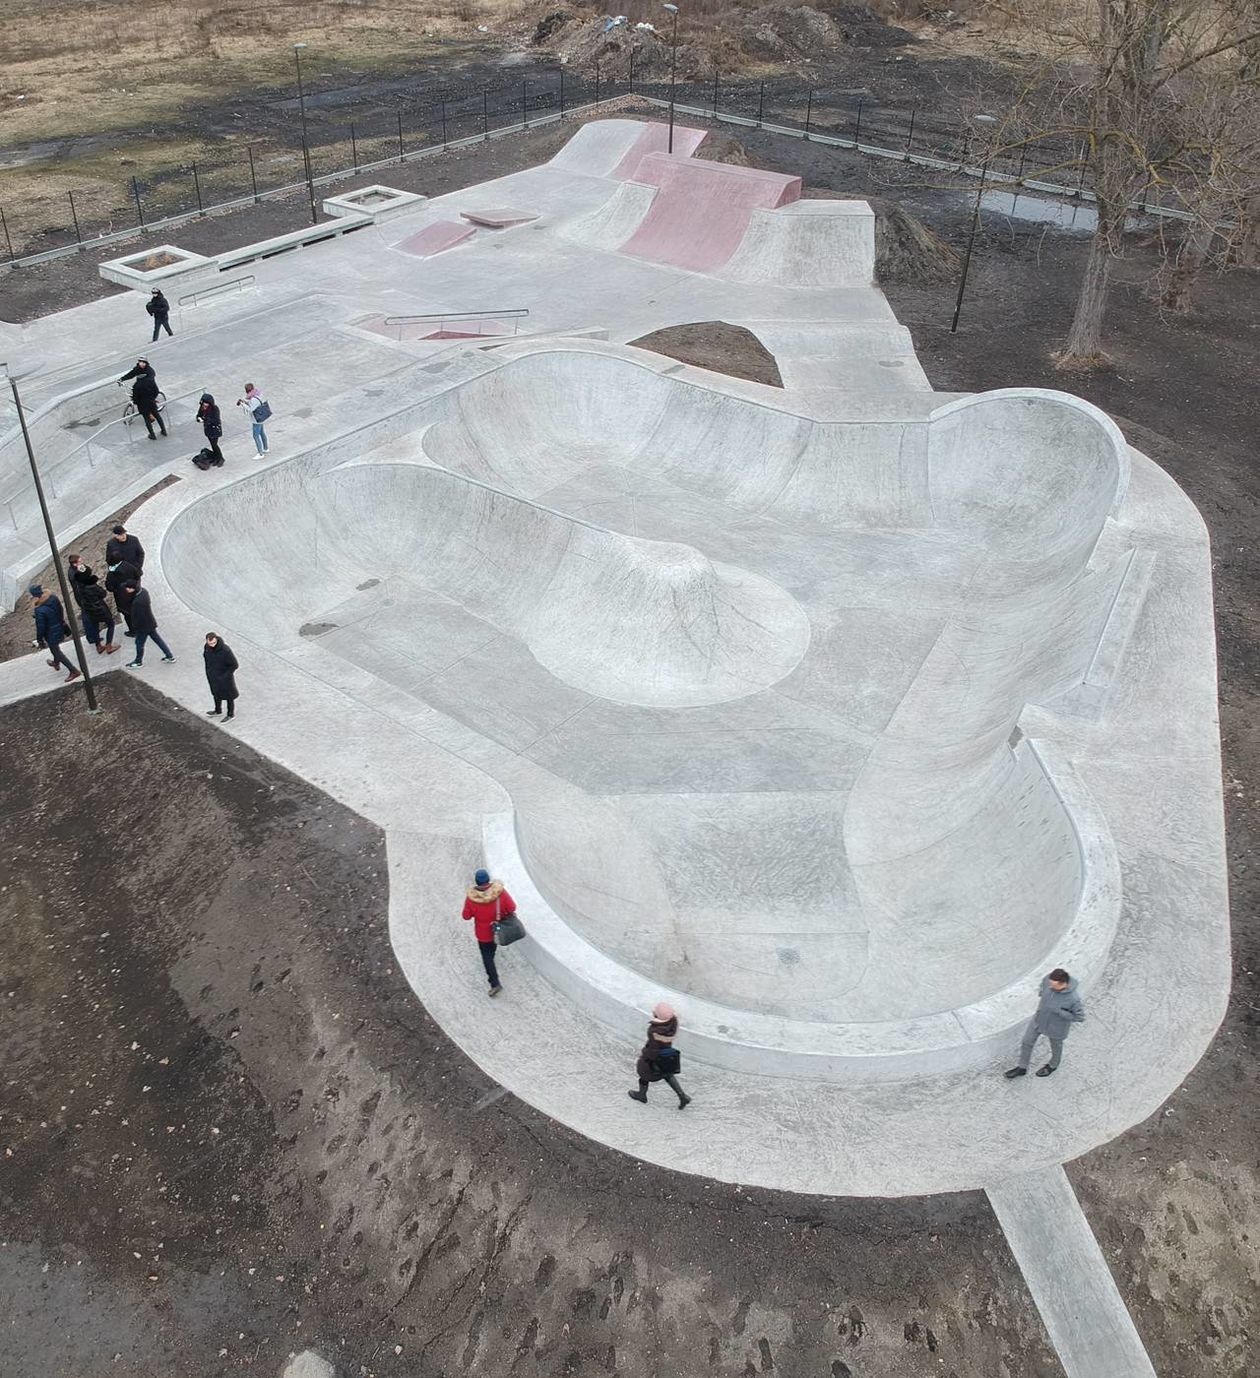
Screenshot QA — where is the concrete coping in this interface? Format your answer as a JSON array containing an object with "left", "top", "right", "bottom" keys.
[{"left": 483, "top": 736, "right": 1122, "bottom": 1083}]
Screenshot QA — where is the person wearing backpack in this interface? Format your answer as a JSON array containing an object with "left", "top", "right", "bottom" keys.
[
  {"left": 237, "top": 383, "right": 271, "bottom": 457},
  {"left": 146, "top": 289, "right": 173, "bottom": 341}
]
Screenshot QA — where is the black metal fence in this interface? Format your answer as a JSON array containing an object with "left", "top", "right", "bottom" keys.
[{"left": 0, "top": 62, "right": 1174, "bottom": 269}]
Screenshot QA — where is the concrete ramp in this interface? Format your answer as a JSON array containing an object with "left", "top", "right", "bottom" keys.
[
  {"left": 722, "top": 200, "right": 876, "bottom": 288},
  {"left": 547, "top": 117, "right": 706, "bottom": 180},
  {"left": 396, "top": 221, "right": 477, "bottom": 257},
  {"left": 621, "top": 155, "right": 801, "bottom": 273}
]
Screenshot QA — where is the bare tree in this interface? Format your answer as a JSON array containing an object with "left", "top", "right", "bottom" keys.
[{"left": 985, "top": 0, "right": 1260, "bottom": 364}]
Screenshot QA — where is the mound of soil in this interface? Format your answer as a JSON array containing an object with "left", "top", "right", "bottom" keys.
[
  {"left": 871, "top": 196, "right": 960, "bottom": 282},
  {"left": 801, "top": 186, "right": 959, "bottom": 283},
  {"left": 532, "top": 0, "right": 847, "bottom": 78},
  {"left": 629, "top": 321, "right": 784, "bottom": 387},
  {"left": 694, "top": 132, "right": 753, "bottom": 166}
]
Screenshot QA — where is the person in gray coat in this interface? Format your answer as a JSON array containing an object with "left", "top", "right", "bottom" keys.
[{"left": 1005, "top": 968, "right": 1086, "bottom": 1079}]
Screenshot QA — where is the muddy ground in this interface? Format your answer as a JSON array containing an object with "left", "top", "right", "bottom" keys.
[
  {"left": 1, "top": 111, "right": 1258, "bottom": 1378},
  {"left": 1, "top": 678, "right": 1058, "bottom": 1378}
]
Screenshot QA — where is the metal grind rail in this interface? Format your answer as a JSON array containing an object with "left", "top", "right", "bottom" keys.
[{"left": 382, "top": 308, "right": 531, "bottom": 341}]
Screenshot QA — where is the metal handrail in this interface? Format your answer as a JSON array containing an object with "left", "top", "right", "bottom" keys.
[
  {"left": 179, "top": 274, "right": 255, "bottom": 308},
  {"left": 382, "top": 307, "right": 530, "bottom": 342},
  {"left": 0, "top": 385, "right": 201, "bottom": 531},
  {"left": 383, "top": 308, "right": 530, "bottom": 326}
]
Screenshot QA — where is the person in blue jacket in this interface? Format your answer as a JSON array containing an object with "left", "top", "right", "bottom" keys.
[{"left": 30, "top": 584, "right": 80, "bottom": 682}]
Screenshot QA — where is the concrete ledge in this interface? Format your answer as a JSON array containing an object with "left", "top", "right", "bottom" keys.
[
  {"left": 323, "top": 185, "right": 427, "bottom": 222},
  {"left": 98, "top": 244, "right": 214, "bottom": 290}
]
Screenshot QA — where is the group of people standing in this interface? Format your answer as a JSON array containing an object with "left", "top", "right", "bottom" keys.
[
  {"left": 28, "top": 521, "right": 241, "bottom": 717},
  {"left": 121, "top": 335, "right": 272, "bottom": 469}
]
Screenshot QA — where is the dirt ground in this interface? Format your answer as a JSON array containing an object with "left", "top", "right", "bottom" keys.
[
  {"left": 0, "top": 678, "right": 1059, "bottom": 1378},
  {"left": 1, "top": 112, "right": 1258, "bottom": 1378},
  {"left": 629, "top": 321, "right": 785, "bottom": 386}
]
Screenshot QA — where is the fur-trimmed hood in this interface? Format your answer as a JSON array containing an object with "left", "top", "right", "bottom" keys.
[{"left": 466, "top": 880, "right": 504, "bottom": 904}]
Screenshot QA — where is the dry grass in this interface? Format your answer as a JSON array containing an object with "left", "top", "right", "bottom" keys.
[{"left": 0, "top": 0, "right": 518, "bottom": 146}]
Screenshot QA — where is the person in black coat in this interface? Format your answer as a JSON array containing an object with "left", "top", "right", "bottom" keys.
[
  {"left": 121, "top": 583, "right": 175, "bottom": 668},
  {"left": 68, "top": 562, "right": 119, "bottom": 653},
  {"left": 146, "top": 288, "right": 173, "bottom": 341},
  {"left": 105, "top": 525, "right": 145, "bottom": 572},
  {"left": 203, "top": 633, "right": 239, "bottom": 719},
  {"left": 197, "top": 393, "right": 224, "bottom": 465},
  {"left": 29, "top": 584, "right": 80, "bottom": 681},
  {"left": 120, "top": 359, "right": 166, "bottom": 438},
  {"left": 628, "top": 1002, "right": 690, "bottom": 1109},
  {"left": 105, "top": 556, "right": 142, "bottom": 633}
]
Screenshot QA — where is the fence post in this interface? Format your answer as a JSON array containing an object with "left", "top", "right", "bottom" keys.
[
  {"left": 629, "top": 46, "right": 635, "bottom": 92},
  {"left": 713, "top": 69, "right": 719, "bottom": 119},
  {"left": 131, "top": 176, "right": 145, "bottom": 229},
  {"left": 522, "top": 80, "right": 528, "bottom": 129},
  {"left": 350, "top": 123, "right": 358, "bottom": 172},
  {"left": 483, "top": 88, "right": 490, "bottom": 140},
  {"left": 854, "top": 97, "right": 864, "bottom": 143},
  {"left": 67, "top": 191, "right": 83, "bottom": 248},
  {"left": 440, "top": 96, "right": 448, "bottom": 148},
  {"left": 191, "top": 161, "right": 203, "bottom": 212},
  {"left": 758, "top": 81, "right": 765, "bottom": 127},
  {"left": 0, "top": 206, "right": 14, "bottom": 262},
  {"left": 804, "top": 90, "right": 813, "bottom": 139},
  {"left": 247, "top": 144, "right": 260, "bottom": 203},
  {"left": 1076, "top": 143, "right": 1088, "bottom": 194},
  {"left": 905, "top": 103, "right": 917, "bottom": 156},
  {"left": 559, "top": 67, "right": 566, "bottom": 118},
  {"left": 397, "top": 111, "right": 404, "bottom": 162},
  {"left": 960, "top": 124, "right": 971, "bottom": 169},
  {"left": 1016, "top": 141, "right": 1027, "bottom": 183}
]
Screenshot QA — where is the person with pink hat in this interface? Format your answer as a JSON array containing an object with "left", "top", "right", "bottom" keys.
[{"left": 628, "top": 1000, "right": 690, "bottom": 1109}]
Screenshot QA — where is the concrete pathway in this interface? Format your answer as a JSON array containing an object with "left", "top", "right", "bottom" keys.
[{"left": 989, "top": 1168, "right": 1158, "bottom": 1378}]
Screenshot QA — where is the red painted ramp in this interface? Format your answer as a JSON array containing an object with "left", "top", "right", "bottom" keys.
[
  {"left": 620, "top": 154, "right": 801, "bottom": 273},
  {"left": 608, "top": 122, "right": 708, "bottom": 181}
]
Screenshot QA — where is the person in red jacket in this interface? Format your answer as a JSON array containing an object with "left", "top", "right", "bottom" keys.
[{"left": 462, "top": 868, "right": 516, "bottom": 997}]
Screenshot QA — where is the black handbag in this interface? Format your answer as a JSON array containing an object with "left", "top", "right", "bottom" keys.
[
  {"left": 493, "top": 913, "right": 525, "bottom": 945},
  {"left": 654, "top": 1047, "right": 681, "bottom": 1076}
]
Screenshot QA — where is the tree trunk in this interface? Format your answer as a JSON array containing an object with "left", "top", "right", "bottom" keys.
[
  {"left": 1236, "top": 194, "right": 1260, "bottom": 267},
  {"left": 1060, "top": 217, "right": 1114, "bottom": 364},
  {"left": 1160, "top": 215, "right": 1218, "bottom": 313}
]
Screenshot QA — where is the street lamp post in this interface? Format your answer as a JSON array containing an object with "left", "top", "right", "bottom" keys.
[
  {"left": 950, "top": 114, "right": 997, "bottom": 334},
  {"left": 293, "top": 43, "right": 318, "bottom": 227},
  {"left": 663, "top": 4, "right": 680, "bottom": 154},
  {"left": 3, "top": 368, "right": 98, "bottom": 712}
]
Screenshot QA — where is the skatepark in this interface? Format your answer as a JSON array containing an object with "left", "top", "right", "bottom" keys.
[{"left": 0, "top": 119, "right": 1229, "bottom": 1378}]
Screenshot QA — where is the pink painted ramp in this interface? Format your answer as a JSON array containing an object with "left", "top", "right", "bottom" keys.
[
  {"left": 620, "top": 154, "right": 801, "bottom": 274},
  {"left": 609, "top": 122, "right": 707, "bottom": 181},
  {"left": 460, "top": 207, "right": 540, "bottom": 228},
  {"left": 397, "top": 221, "right": 476, "bottom": 257}
]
